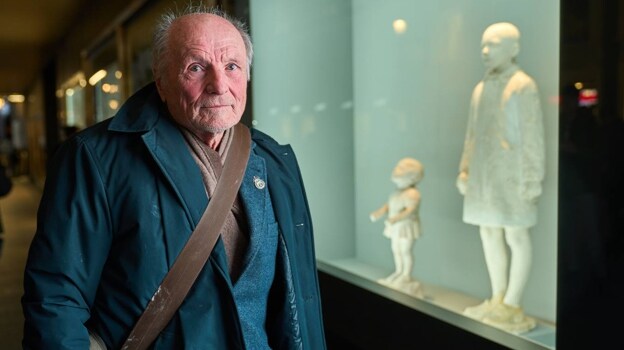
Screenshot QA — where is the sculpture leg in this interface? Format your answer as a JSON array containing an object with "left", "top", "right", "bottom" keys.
[
  {"left": 502, "top": 227, "right": 531, "bottom": 307},
  {"left": 463, "top": 226, "right": 507, "bottom": 320},
  {"left": 482, "top": 227, "right": 536, "bottom": 333},
  {"left": 379, "top": 237, "right": 402, "bottom": 284},
  {"left": 395, "top": 237, "right": 414, "bottom": 283},
  {"left": 480, "top": 226, "right": 508, "bottom": 300},
  {"left": 391, "top": 237, "right": 404, "bottom": 280}
]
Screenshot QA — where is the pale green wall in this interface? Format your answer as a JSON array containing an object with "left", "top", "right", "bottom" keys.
[{"left": 250, "top": 0, "right": 355, "bottom": 260}]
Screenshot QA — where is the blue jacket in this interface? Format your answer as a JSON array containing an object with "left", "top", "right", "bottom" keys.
[{"left": 22, "top": 83, "right": 326, "bottom": 349}]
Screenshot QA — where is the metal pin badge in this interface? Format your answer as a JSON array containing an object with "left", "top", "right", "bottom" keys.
[{"left": 253, "top": 176, "right": 266, "bottom": 190}]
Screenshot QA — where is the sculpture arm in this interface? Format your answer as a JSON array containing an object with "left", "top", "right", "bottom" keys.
[
  {"left": 458, "top": 83, "right": 482, "bottom": 194},
  {"left": 517, "top": 80, "right": 546, "bottom": 202},
  {"left": 456, "top": 171, "right": 468, "bottom": 196},
  {"left": 370, "top": 204, "right": 389, "bottom": 222}
]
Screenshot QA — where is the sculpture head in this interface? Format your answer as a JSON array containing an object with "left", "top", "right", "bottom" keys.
[
  {"left": 481, "top": 22, "right": 520, "bottom": 73},
  {"left": 391, "top": 158, "right": 424, "bottom": 189}
]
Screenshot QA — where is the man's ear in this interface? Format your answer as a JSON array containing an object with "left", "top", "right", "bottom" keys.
[
  {"left": 154, "top": 77, "right": 166, "bottom": 102},
  {"left": 153, "top": 63, "right": 166, "bottom": 102}
]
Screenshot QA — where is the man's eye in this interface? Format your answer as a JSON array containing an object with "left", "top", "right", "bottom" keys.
[
  {"left": 226, "top": 63, "right": 239, "bottom": 71},
  {"left": 189, "top": 64, "right": 202, "bottom": 72}
]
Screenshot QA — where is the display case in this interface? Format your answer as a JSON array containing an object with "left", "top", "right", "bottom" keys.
[
  {"left": 59, "top": 72, "right": 87, "bottom": 131},
  {"left": 124, "top": 0, "right": 175, "bottom": 95},
  {"left": 250, "top": 1, "right": 558, "bottom": 349},
  {"left": 92, "top": 61, "right": 122, "bottom": 123},
  {"left": 86, "top": 36, "right": 123, "bottom": 123}
]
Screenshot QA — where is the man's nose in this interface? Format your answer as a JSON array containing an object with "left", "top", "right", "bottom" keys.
[
  {"left": 482, "top": 46, "right": 489, "bottom": 56},
  {"left": 204, "top": 67, "right": 228, "bottom": 95}
]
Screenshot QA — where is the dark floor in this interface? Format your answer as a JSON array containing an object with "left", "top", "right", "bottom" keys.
[{"left": 0, "top": 177, "right": 41, "bottom": 350}]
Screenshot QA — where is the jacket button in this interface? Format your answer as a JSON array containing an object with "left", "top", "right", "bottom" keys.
[{"left": 253, "top": 176, "right": 266, "bottom": 190}]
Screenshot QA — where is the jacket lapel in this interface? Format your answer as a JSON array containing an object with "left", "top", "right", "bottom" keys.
[
  {"left": 141, "top": 114, "right": 210, "bottom": 265},
  {"left": 237, "top": 147, "right": 267, "bottom": 271},
  {"left": 109, "top": 83, "right": 207, "bottom": 228}
]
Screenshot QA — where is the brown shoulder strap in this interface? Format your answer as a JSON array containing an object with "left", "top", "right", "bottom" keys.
[{"left": 121, "top": 123, "right": 251, "bottom": 350}]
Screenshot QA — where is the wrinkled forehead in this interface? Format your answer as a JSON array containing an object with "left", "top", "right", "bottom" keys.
[{"left": 168, "top": 13, "right": 244, "bottom": 50}]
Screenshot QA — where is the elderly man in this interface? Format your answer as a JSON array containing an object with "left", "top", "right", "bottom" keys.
[
  {"left": 22, "top": 6, "right": 326, "bottom": 349},
  {"left": 457, "top": 22, "right": 545, "bottom": 334}
]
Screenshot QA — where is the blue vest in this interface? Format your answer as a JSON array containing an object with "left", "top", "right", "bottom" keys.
[{"left": 230, "top": 150, "right": 278, "bottom": 349}]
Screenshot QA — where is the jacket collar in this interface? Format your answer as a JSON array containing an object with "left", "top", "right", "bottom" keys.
[
  {"left": 107, "top": 80, "right": 260, "bottom": 212},
  {"left": 108, "top": 82, "right": 163, "bottom": 133},
  {"left": 107, "top": 81, "right": 209, "bottom": 235}
]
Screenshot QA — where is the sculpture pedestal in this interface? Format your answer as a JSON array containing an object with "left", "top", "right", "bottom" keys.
[
  {"left": 464, "top": 299, "right": 537, "bottom": 334},
  {"left": 378, "top": 276, "right": 423, "bottom": 298}
]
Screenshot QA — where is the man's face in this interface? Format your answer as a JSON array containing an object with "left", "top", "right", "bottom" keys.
[
  {"left": 480, "top": 31, "right": 517, "bottom": 72},
  {"left": 156, "top": 14, "right": 248, "bottom": 136}
]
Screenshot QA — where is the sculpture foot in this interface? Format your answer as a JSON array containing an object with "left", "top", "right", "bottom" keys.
[
  {"left": 379, "top": 275, "right": 422, "bottom": 298},
  {"left": 377, "top": 272, "right": 400, "bottom": 285},
  {"left": 396, "top": 279, "right": 422, "bottom": 297},
  {"left": 463, "top": 295, "right": 503, "bottom": 320},
  {"left": 482, "top": 303, "right": 536, "bottom": 334}
]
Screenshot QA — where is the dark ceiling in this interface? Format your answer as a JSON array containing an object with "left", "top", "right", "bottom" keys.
[{"left": 0, "top": 0, "right": 87, "bottom": 95}]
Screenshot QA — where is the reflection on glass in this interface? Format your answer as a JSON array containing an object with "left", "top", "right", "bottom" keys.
[
  {"left": 60, "top": 72, "right": 87, "bottom": 131},
  {"left": 89, "top": 69, "right": 107, "bottom": 86},
  {"left": 95, "top": 63, "right": 122, "bottom": 122},
  {"left": 65, "top": 85, "right": 85, "bottom": 128}
]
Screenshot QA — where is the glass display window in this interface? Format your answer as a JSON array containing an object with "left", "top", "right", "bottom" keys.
[
  {"left": 250, "top": 0, "right": 558, "bottom": 348},
  {"left": 125, "top": 0, "right": 172, "bottom": 95},
  {"left": 86, "top": 36, "right": 122, "bottom": 123},
  {"left": 92, "top": 62, "right": 122, "bottom": 122},
  {"left": 59, "top": 72, "right": 87, "bottom": 130}
]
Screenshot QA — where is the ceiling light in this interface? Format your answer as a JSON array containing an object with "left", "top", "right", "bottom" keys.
[
  {"left": 7, "top": 94, "right": 25, "bottom": 103},
  {"left": 89, "top": 70, "right": 107, "bottom": 86},
  {"left": 393, "top": 19, "right": 407, "bottom": 34}
]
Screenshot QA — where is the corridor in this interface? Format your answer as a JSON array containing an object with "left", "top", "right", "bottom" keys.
[{"left": 0, "top": 177, "right": 41, "bottom": 349}]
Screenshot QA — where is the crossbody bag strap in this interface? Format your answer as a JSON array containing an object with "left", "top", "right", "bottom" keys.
[{"left": 120, "top": 123, "right": 251, "bottom": 350}]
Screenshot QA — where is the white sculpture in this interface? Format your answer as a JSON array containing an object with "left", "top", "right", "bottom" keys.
[
  {"left": 370, "top": 158, "right": 423, "bottom": 296},
  {"left": 457, "top": 22, "right": 545, "bottom": 334}
]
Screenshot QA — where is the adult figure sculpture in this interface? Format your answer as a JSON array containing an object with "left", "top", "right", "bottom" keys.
[
  {"left": 22, "top": 6, "right": 326, "bottom": 349},
  {"left": 457, "top": 22, "right": 545, "bottom": 333}
]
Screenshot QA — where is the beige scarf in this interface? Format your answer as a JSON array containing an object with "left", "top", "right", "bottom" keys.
[{"left": 181, "top": 127, "right": 248, "bottom": 281}]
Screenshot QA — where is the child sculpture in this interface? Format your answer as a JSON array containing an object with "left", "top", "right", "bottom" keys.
[{"left": 370, "top": 158, "right": 423, "bottom": 296}]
